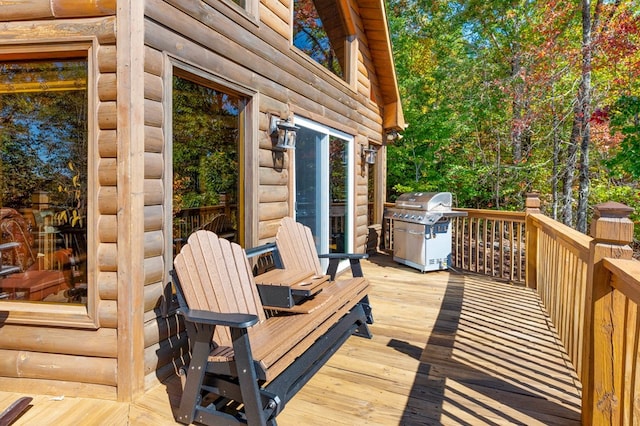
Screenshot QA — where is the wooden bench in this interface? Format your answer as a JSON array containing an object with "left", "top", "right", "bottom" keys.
[
  {"left": 172, "top": 230, "right": 371, "bottom": 425},
  {"left": 274, "top": 217, "right": 373, "bottom": 323}
]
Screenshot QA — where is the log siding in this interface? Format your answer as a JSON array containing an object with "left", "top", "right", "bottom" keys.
[
  {"left": 0, "top": 0, "right": 402, "bottom": 402},
  {"left": 0, "top": 15, "right": 117, "bottom": 398}
]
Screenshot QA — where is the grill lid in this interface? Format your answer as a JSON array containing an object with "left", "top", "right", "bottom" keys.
[
  {"left": 394, "top": 192, "right": 453, "bottom": 211},
  {"left": 385, "top": 192, "right": 466, "bottom": 225}
]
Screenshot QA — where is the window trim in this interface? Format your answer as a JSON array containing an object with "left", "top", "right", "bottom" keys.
[
  {"left": 0, "top": 41, "right": 98, "bottom": 328},
  {"left": 164, "top": 55, "right": 258, "bottom": 299},
  {"left": 202, "top": 0, "right": 260, "bottom": 25},
  {"left": 292, "top": 116, "right": 355, "bottom": 270}
]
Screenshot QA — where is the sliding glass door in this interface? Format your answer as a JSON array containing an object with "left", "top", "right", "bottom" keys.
[{"left": 294, "top": 117, "right": 354, "bottom": 269}]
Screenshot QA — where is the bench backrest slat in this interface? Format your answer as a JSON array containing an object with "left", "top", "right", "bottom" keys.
[
  {"left": 275, "top": 217, "right": 324, "bottom": 276},
  {"left": 174, "top": 230, "right": 266, "bottom": 348}
]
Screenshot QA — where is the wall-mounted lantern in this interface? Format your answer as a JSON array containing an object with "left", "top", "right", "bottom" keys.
[
  {"left": 385, "top": 129, "right": 403, "bottom": 143},
  {"left": 361, "top": 145, "right": 377, "bottom": 165},
  {"left": 270, "top": 116, "right": 299, "bottom": 150}
]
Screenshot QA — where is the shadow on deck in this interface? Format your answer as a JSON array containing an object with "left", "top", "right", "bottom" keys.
[
  {"left": 0, "top": 252, "right": 581, "bottom": 425},
  {"left": 278, "top": 252, "right": 581, "bottom": 425}
]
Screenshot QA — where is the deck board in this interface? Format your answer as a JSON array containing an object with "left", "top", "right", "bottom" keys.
[{"left": 0, "top": 252, "right": 581, "bottom": 425}]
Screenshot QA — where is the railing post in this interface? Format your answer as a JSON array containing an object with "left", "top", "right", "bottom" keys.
[
  {"left": 524, "top": 192, "right": 541, "bottom": 214},
  {"left": 524, "top": 192, "right": 540, "bottom": 289},
  {"left": 581, "top": 202, "right": 634, "bottom": 425}
]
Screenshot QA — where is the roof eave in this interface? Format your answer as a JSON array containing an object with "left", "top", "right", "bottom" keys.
[{"left": 358, "top": 0, "right": 405, "bottom": 131}]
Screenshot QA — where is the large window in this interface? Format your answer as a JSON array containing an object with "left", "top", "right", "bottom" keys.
[
  {"left": 0, "top": 55, "right": 88, "bottom": 305},
  {"left": 293, "top": 0, "right": 347, "bottom": 79},
  {"left": 172, "top": 72, "right": 245, "bottom": 255}
]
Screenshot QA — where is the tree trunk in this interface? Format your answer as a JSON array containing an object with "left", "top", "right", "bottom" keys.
[
  {"left": 551, "top": 84, "right": 560, "bottom": 221},
  {"left": 576, "top": 0, "right": 593, "bottom": 233},
  {"left": 562, "top": 104, "right": 579, "bottom": 226},
  {"left": 511, "top": 47, "right": 524, "bottom": 164},
  {"left": 564, "top": 0, "right": 600, "bottom": 230}
]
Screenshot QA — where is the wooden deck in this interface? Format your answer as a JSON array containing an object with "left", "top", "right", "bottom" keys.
[{"left": 0, "top": 252, "right": 581, "bottom": 425}]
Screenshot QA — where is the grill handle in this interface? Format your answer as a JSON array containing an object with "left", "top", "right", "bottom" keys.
[
  {"left": 397, "top": 203, "right": 423, "bottom": 209},
  {"left": 394, "top": 227, "right": 425, "bottom": 236}
]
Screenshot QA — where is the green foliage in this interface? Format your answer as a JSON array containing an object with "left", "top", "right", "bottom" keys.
[
  {"left": 386, "top": 0, "right": 640, "bottom": 233},
  {"left": 200, "top": 151, "right": 238, "bottom": 199},
  {"left": 1, "top": 59, "right": 88, "bottom": 217},
  {"left": 590, "top": 179, "right": 640, "bottom": 241},
  {"left": 608, "top": 95, "right": 640, "bottom": 179},
  {"left": 172, "top": 75, "right": 241, "bottom": 212}
]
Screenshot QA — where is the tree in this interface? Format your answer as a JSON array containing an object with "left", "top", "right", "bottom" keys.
[{"left": 385, "top": 0, "right": 640, "bottom": 241}]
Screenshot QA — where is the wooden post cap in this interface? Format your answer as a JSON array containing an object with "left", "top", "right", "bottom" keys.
[
  {"left": 525, "top": 192, "right": 541, "bottom": 213},
  {"left": 593, "top": 201, "right": 634, "bottom": 219},
  {"left": 590, "top": 201, "right": 634, "bottom": 244}
]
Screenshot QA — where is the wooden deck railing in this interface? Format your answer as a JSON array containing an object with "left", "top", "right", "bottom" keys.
[
  {"left": 525, "top": 212, "right": 592, "bottom": 379},
  {"left": 383, "top": 195, "right": 639, "bottom": 424},
  {"left": 451, "top": 209, "right": 526, "bottom": 283},
  {"left": 173, "top": 204, "right": 236, "bottom": 241},
  {"left": 590, "top": 257, "right": 640, "bottom": 424}
]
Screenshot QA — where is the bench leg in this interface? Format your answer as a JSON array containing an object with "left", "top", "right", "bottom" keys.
[
  {"left": 349, "top": 258, "right": 364, "bottom": 277},
  {"left": 360, "top": 295, "right": 374, "bottom": 324},
  {"left": 231, "top": 328, "right": 276, "bottom": 426},
  {"left": 175, "top": 323, "right": 215, "bottom": 425},
  {"left": 326, "top": 258, "right": 340, "bottom": 281}
]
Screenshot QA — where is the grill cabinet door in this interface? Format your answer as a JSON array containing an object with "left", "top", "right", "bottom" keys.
[{"left": 393, "top": 221, "right": 427, "bottom": 269}]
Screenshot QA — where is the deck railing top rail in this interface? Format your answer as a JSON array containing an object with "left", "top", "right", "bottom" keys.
[
  {"left": 528, "top": 212, "right": 591, "bottom": 260},
  {"left": 453, "top": 207, "right": 525, "bottom": 222},
  {"left": 603, "top": 257, "right": 640, "bottom": 305}
]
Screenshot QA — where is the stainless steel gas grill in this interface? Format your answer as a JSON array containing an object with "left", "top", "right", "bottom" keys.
[{"left": 384, "top": 192, "right": 467, "bottom": 272}]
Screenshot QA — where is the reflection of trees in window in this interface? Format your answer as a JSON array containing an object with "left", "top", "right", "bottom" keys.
[
  {"left": 293, "top": 0, "right": 346, "bottom": 78},
  {"left": 329, "top": 137, "right": 347, "bottom": 202},
  {"left": 172, "top": 76, "right": 242, "bottom": 213},
  {"left": 0, "top": 57, "right": 88, "bottom": 304},
  {"left": 1, "top": 60, "right": 88, "bottom": 214},
  {"left": 172, "top": 75, "right": 245, "bottom": 253}
]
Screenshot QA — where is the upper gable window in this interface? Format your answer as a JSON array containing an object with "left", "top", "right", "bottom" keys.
[{"left": 293, "top": 0, "right": 347, "bottom": 79}]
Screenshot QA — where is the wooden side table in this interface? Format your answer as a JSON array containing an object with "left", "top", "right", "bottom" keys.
[{"left": 0, "top": 270, "right": 67, "bottom": 301}]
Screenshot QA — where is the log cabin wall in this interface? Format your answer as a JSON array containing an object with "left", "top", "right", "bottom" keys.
[
  {"left": 0, "top": 0, "right": 400, "bottom": 402},
  {"left": 140, "top": 43, "right": 188, "bottom": 392},
  {"left": 0, "top": 0, "right": 186, "bottom": 402},
  {"left": 0, "top": 2, "right": 121, "bottom": 399},
  {"left": 144, "top": 0, "right": 391, "bottom": 248}
]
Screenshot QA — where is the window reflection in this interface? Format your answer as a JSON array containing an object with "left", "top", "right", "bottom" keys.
[
  {"left": 329, "top": 136, "right": 347, "bottom": 252},
  {"left": 172, "top": 74, "right": 243, "bottom": 255},
  {"left": 0, "top": 57, "right": 88, "bottom": 304},
  {"left": 293, "top": 0, "right": 346, "bottom": 79}
]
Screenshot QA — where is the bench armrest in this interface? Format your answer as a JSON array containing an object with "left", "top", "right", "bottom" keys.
[
  {"left": 179, "top": 307, "right": 259, "bottom": 329},
  {"left": 318, "top": 252, "right": 368, "bottom": 280},
  {"left": 245, "top": 242, "right": 277, "bottom": 259},
  {"left": 318, "top": 253, "right": 369, "bottom": 261}
]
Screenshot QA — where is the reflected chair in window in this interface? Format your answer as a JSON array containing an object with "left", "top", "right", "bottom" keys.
[
  {"left": 201, "top": 214, "right": 235, "bottom": 241},
  {"left": 0, "top": 208, "right": 69, "bottom": 301},
  {"left": 0, "top": 208, "right": 37, "bottom": 274}
]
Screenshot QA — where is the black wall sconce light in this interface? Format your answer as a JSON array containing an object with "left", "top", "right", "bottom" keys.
[{"left": 270, "top": 116, "right": 299, "bottom": 150}]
